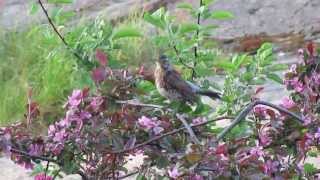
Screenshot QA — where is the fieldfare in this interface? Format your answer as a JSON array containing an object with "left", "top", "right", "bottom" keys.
[{"left": 154, "top": 55, "right": 221, "bottom": 103}]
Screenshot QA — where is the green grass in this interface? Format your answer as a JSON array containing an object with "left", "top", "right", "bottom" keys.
[
  {"left": 0, "top": 26, "right": 84, "bottom": 125},
  {"left": 0, "top": 13, "right": 161, "bottom": 126}
]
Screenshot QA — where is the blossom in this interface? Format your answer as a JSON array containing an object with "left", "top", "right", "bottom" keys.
[
  {"left": 253, "top": 106, "right": 267, "bottom": 118},
  {"left": 314, "top": 128, "right": 320, "bottom": 141},
  {"left": 53, "top": 129, "right": 67, "bottom": 143},
  {"left": 68, "top": 90, "right": 83, "bottom": 107},
  {"left": 138, "top": 116, "right": 158, "bottom": 130},
  {"left": 311, "top": 72, "right": 320, "bottom": 85},
  {"left": 263, "top": 160, "right": 279, "bottom": 176},
  {"left": 259, "top": 128, "right": 272, "bottom": 147},
  {"left": 280, "top": 97, "right": 296, "bottom": 109},
  {"left": 191, "top": 117, "right": 207, "bottom": 125},
  {"left": 302, "top": 115, "right": 312, "bottom": 126},
  {"left": 89, "top": 97, "right": 104, "bottom": 111},
  {"left": 250, "top": 142, "right": 265, "bottom": 158},
  {"left": 168, "top": 166, "right": 180, "bottom": 179},
  {"left": 190, "top": 174, "right": 204, "bottom": 180},
  {"left": 153, "top": 126, "right": 164, "bottom": 135},
  {"left": 34, "top": 173, "right": 53, "bottom": 180},
  {"left": 28, "top": 143, "right": 44, "bottom": 156},
  {"left": 288, "top": 64, "right": 297, "bottom": 74}
]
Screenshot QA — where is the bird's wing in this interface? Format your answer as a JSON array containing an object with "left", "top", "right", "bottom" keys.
[{"left": 164, "top": 70, "right": 196, "bottom": 99}]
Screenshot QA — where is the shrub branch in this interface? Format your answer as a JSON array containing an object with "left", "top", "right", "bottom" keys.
[
  {"left": 216, "top": 100, "right": 303, "bottom": 141},
  {"left": 38, "top": 0, "right": 82, "bottom": 61}
]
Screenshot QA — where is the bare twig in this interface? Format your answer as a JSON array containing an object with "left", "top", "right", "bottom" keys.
[
  {"left": 118, "top": 170, "right": 139, "bottom": 179},
  {"left": 108, "top": 116, "right": 233, "bottom": 154},
  {"left": 192, "top": 0, "right": 203, "bottom": 79},
  {"left": 38, "top": 0, "right": 82, "bottom": 61},
  {"left": 172, "top": 45, "right": 197, "bottom": 75},
  {"left": 10, "top": 148, "right": 56, "bottom": 162},
  {"left": 216, "top": 101, "right": 257, "bottom": 141},
  {"left": 256, "top": 100, "right": 303, "bottom": 123},
  {"left": 115, "top": 100, "right": 163, "bottom": 109},
  {"left": 177, "top": 114, "right": 201, "bottom": 145},
  {"left": 216, "top": 100, "right": 303, "bottom": 142}
]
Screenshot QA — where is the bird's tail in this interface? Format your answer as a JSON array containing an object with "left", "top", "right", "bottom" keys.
[{"left": 197, "top": 90, "right": 221, "bottom": 99}]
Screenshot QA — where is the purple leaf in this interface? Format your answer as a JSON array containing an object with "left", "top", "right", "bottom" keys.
[
  {"left": 91, "top": 67, "right": 106, "bottom": 83},
  {"left": 95, "top": 49, "right": 108, "bottom": 67}
]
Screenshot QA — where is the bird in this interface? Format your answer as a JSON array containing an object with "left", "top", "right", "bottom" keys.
[{"left": 154, "top": 55, "right": 221, "bottom": 103}]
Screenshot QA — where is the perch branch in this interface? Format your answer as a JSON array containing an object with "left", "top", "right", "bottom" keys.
[
  {"left": 10, "top": 148, "right": 56, "bottom": 162},
  {"left": 118, "top": 170, "right": 139, "bottom": 179},
  {"left": 177, "top": 114, "right": 201, "bottom": 145},
  {"left": 109, "top": 116, "right": 233, "bottom": 154},
  {"left": 115, "top": 100, "right": 164, "bottom": 109},
  {"left": 192, "top": 0, "right": 203, "bottom": 79},
  {"left": 216, "top": 100, "right": 303, "bottom": 141},
  {"left": 38, "top": 0, "right": 82, "bottom": 60}
]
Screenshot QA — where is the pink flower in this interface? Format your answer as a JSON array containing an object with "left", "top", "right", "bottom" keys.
[
  {"left": 288, "top": 64, "right": 297, "bottom": 74},
  {"left": 263, "top": 160, "right": 279, "bottom": 176},
  {"left": 254, "top": 106, "right": 267, "bottom": 118},
  {"left": 190, "top": 174, "right": 204, "bottom": 180},
  {"left": 153, "top": 126, "right": 164, "bottom": 135},
  {"left": 314, "top": 128, "right": 320, "bottom": 141},
  {"left": 34, "top": 173, "right": 53, "bottom": 180},
  {"left": 89, "top": 97, "right": 104, "bottom": 111},
  {"left": 311, "top": 72, "right": 320, "bottom": 85},
  {"left": 303, "top": 115, "right": 312, "bottom": 126},
  {"left": 68, "top": 90, "right": 83, "bottom": 107},
  {"left": 280, "top": 97, "right": 296, "bottom": 109},
  {"left": 291, "top": 77, "right": 305, "bottom": 93},
  {"left": 250, "top": 142, "right": 265, "bottom": 158},
  {"left": 138, "top": 116, "right": 158, "bottom": 130},
  {"left": 168, "top": 166, "right": 180, "bottom": 179},
  {"left": 191, "top": 117, "right": 207, "bottom": 125}
]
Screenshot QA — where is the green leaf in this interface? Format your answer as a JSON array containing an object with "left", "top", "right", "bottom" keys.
[
  {"left": 176, "top": 2, "right": 194, "bottom": 10},
  {"left": 48, "top": 0, "right": 73, "bottom": 3},
  {"left": 136, "top": 174, "right": 147, "bottom": 180},
  {"left": 267, "top": 64, "right": 288, "bottom": 71},
  {"left": 143, "top": 13, "right": 165, "bottom": 30},
  {"left": 211, "top": 10, "right": 234, "bottom": 20},
  {"left": 112, "top": 27, "right": 142, "bottom": 40},
  {"left": 203, "top": 0, "right": 216, "bottom": 5},
  {"left": 266, "top": 73, "right": 283, "bottom": 84},
  {"left": 179, "top": 23, "right": 200, "bottom": 34},
  {"left": 29, "top": 2, "right": 39, "bottom": 15},
  {"left": 215, "top": 61, "right": 235, "bottom": 72},
  {"left": 304, "top": 163, "right": 317, "bottom": 174}
]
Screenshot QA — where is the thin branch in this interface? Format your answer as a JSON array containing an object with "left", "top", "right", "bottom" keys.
[
  {"left": 216, "top": 100, "right": 303, "bottom": 142},
  {"left": 172, "top": 45, "right": 196, "bottom": 72},
  {"left": 10, "top": 148, "right": 56, "bottom": 162},
  {"left": 256, "top": 100, "right": 304, "bottom": 123},
  {"left": 216, "top": 101, "right": 257, "bottom": 141},
  {"left": 115, "top": 100, "right": 164, "bottom": 109},
  {"left": 177, "top": 114, "right": 201, "bottom": 145},
  {"left": 193, "top": 0, "right": 203, "bottom": 79},
  {"left": 44, "top": 161, "right": 50, "bottom": 179},
  {"left": 108, "top": 116, "right": 233, "bottom": 154},
  {"left": 118, "top": 170, "right": 139, "bottom": 179},
  {"left": 38, "top": 0, "right": 83, "bottom": 60}
]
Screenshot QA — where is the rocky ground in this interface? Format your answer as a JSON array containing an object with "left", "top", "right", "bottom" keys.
[{"left": 1, "top": 0, "right": 320, "bottom": 179}]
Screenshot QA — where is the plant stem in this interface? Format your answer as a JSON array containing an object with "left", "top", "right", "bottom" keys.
[
  {"left": 37, "top": 0, "right": 83, "bottom": 61},
  {"left": 192, "top": 0, "right": 203, "bottom": 79}
]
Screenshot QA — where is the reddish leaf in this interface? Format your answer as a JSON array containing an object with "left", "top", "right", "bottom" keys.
[
  {"left": 82, "top": 87, "right": 90, "bottom": 98},
  {"left": 138, "top": 65, "right": 144, "bottom": 75},
  {"left": 255, "top": 86, "right": 264, "bottom": 95},
  {"left": 91, "top": 67, "right": 106, "bottom": 83},
  {"left": 215, "top": 144, "right": 227, "bottom": 155},
  {"left": 95, "top": 49, "right": 108, "bottom": 67},
  {"left": 306, "top": 42, "right": 315, "bottom": 56}
]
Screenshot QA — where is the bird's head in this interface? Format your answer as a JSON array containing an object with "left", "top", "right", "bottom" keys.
[{"left": 157, "top": 55, "right": 172, "bottom": 70}]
